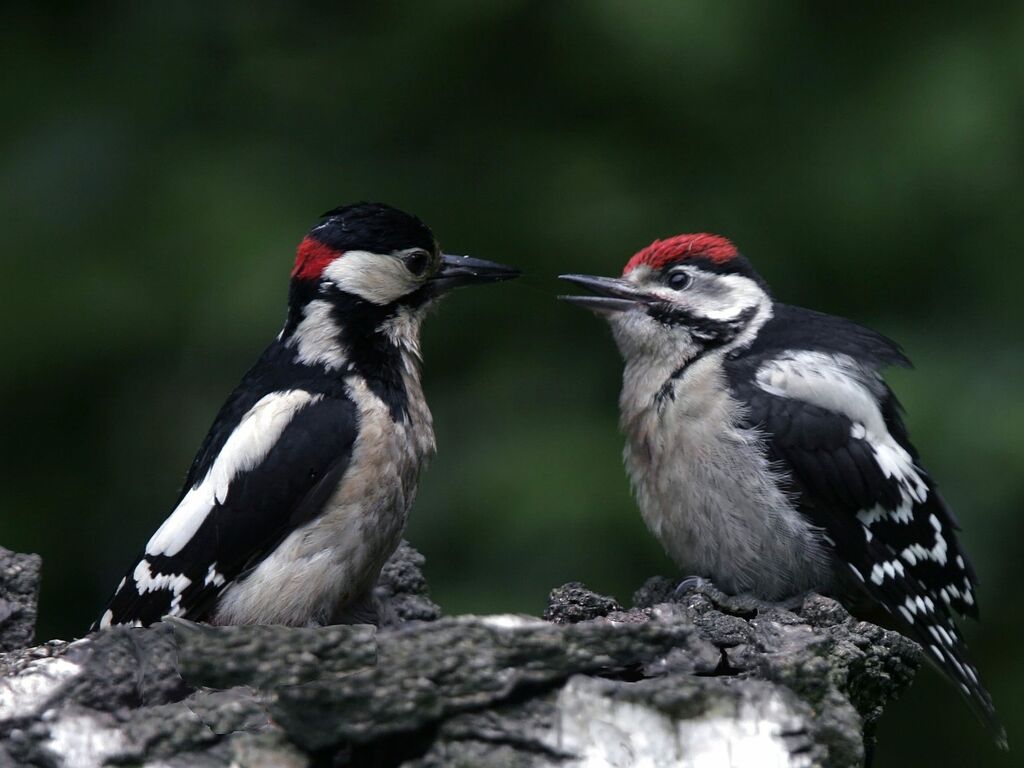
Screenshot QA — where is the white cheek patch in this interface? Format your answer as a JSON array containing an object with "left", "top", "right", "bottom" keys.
[
  {"left": 633, "top": 270, "right": 770, "bottom": 327},
  {"left": 634, "top": 270, "right": 767, "bottom": 324},
  {"left": 686, "top": 273, "right": 767, "bottom": 322},
  {"left": 321, "top": 251, "right": 418, "bottom": 305}
]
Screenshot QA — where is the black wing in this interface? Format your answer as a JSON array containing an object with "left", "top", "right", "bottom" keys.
[
  {"left": 94, "top": 391, "right": 357, "bottom": 629},
  {"left": 726, "top": 324, "right": 1004, "bottom": 744},
  {"left": 740, "top": 302, "right": 912, "bottom": 369}
]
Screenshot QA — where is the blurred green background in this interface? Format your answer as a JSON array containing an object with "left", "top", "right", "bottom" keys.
[{"left": 2, "top": 1, "right": 1022, "bottom": 763}]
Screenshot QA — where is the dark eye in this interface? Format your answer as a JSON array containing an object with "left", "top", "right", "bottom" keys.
[
  {"left": 405, "top": 250, "right": 430, "bottom": 276},
  {"left": 667, "top": 270, "right": 692, "bottom": 290}
]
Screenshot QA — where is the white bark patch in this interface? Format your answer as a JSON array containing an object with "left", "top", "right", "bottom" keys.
[
  {"left": 146, "top": 390, "right": 321, "bottom": 558},
  {"left": 479, "top": 614, "right": 547, "bottom": 630},
  {"left": 546, "top": 677, "right": 810, "bottom": 767},
  {"left": 44, "top": 711, "right": 128, "bottom": 768},
  {"left": 0, "top": 657, "right": 82, "bottom": 722}
]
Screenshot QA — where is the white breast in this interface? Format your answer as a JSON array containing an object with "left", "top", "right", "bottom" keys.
[{"left": 621, "top": 354, "right": 831, "bottom": 599}]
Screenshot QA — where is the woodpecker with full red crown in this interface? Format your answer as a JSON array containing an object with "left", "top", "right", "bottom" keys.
[
  {"left": 94, "top": 202, "right": 518, "bottom": 630},
  {"left": 559, "top": 233, "right": 1005, "bottom": 746}
]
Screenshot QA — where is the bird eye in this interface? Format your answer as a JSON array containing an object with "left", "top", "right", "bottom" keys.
[
  {"left": 405, "top": 250, "right": 430, "bottom": 276},
  {"left": 667, "top": 270, "right": 692, "bottom": 290}
]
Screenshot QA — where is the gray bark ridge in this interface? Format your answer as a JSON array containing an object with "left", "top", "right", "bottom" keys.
[{"left": 0, "top": 544, "right": 920, "bottom": 767}]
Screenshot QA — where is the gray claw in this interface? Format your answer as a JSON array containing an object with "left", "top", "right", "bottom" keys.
[{"left": 674, "top": 575, "right": 710, "bottom": 598}]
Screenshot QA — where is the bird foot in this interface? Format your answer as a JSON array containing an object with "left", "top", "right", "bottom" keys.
[{"left": 673, "top": 575, "right": 712, "bottom": 599}]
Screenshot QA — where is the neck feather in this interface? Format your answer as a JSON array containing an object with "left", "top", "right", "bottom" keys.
[
  {"left": 620, "top": 295, "right": 774, "bottom": 414},
  {"left": 280, "top": 296, "right": 427, "bottom": 423}
]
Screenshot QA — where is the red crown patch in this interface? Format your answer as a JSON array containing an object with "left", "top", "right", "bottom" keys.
[
  {"left": 292, "top": 236, "right": 342, "bottom": 280},
  {"left": 623, "top": 233, "right": 737, "bottom": 275}
]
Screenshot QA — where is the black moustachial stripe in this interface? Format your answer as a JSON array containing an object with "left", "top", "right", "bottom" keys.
[
  {"left": 654, "top": 306, "right": 758, "bottom": 407},
  {"left": 327, "top": 292, "right": 412, "bottom": 423},
  {"left": 282, "top": 282, "right": 415, "bottom": 424}
]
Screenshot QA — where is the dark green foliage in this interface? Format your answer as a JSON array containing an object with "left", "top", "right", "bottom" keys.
[{"left": 1, "top": 3, "right": 1021, "bottom": 764}]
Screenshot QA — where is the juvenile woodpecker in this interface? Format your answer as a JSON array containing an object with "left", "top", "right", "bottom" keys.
[
  {"left": 94, "top": 202, "right": 517, "bottom": 630},
  {"left": 560, "top": 233, "right": 1004, "bottom": 745}
]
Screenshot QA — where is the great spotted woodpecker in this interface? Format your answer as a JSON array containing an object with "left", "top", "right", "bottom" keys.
[
  {"left": 94, "top": 202, "right": 517, "bottom": 630},
  {"left": 560, "top": 233, "right": 1005, "bottom": 746}
]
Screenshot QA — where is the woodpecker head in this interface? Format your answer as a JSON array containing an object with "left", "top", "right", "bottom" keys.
[
  {"left": 283, "top": 202, "right": 518, "bottom": 368},
  {"left": 290, "top": 202, "right": 518, "bottom": 308},
  {"left": 559, "top": 234, "right": 773, "bottom": 367}
]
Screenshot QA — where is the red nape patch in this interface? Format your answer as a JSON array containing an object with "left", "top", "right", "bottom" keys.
[
  {"left": 292, "top": 236, "right": 342, "bottom": 280},
  {"left": 622, "top": 233, "right": 737, "bottom": 275}
]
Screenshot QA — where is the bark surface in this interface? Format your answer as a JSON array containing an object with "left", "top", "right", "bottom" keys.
[{"left": 0, "top": 543, "right": 919, "bottom": 767}]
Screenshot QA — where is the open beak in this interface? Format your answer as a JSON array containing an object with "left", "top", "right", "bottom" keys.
[
  {"left": 558, "top": 274, "right": 657, "bottom": 313},
  {"left": 430, "top": 254, "right": 520, "bottom": 295}
]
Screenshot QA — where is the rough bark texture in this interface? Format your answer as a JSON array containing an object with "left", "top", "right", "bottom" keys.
[
  {"left": 0, "top": 547, "right": 42, "bottom": 653},
  {"left": 0, "top": 543, "right": 920, "bottom": 767}
]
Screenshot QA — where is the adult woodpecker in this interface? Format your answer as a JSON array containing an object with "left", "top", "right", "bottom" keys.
[
  {"left": 559, "top": 233, "right": 1004, "bottom": 746},
  {"left": 93, "top": 202, "right": 518, "bottom": 630}
]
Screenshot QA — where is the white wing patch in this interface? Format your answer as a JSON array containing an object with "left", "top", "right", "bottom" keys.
[
  {"left": 145, "top": 390, "right": 322, "bottom": 558},
  {"left": 869, "top": 438, "right": 928, "bottom": 503},
  {"left": 754, "top": 352, "right": 977, "bottom": 611},
  {"left": 756, "top": 351, "right": 886, "bottom": 433},
  {"left": 204, "top": 563, "right": 226, "bottom": 588},
  {"left": 755, "top": 351, "right": 929, "bottom": 545},
  {"left": 133, "top": 559, "right": 191, "bottom": 612}
]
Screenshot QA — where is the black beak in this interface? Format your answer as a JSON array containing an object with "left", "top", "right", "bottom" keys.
[
  {"left": 430, "top": 254, "right": 520, "bottom": 295},
  {"left": 557, "top": 274, "right": 657, "bottom": 313}
]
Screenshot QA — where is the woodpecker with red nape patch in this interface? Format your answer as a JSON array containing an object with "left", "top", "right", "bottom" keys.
[
  {"left": 93, "top": 202, "right": 517, "bottom": 630},
  {"left": 559, "top": 234, "right": 1005, "bottom": 746}
]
